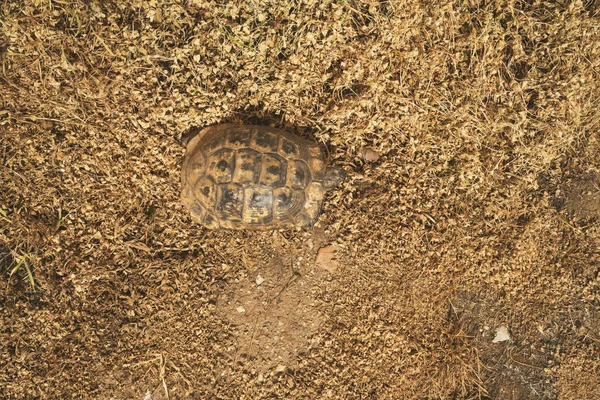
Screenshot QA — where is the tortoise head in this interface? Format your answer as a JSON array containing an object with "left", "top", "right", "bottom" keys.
[{"left": 323, "top": 167, "right": 347, "bottom": 190}]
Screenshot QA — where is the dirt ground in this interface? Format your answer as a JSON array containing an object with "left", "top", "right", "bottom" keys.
[{"left": 1, "top": 0, "right": 599, "bottom": 399}]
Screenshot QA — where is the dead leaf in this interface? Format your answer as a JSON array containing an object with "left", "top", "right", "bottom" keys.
[
  {"left": 315, "top": 245, "right": 341, "bottom": 273},
  {"left": 126, "top": 241, "right": 151, "bottom": 252}
]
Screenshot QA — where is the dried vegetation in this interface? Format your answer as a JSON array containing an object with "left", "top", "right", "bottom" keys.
[{"left": 1, "top": 0, "right": 599, "bottom": 398}]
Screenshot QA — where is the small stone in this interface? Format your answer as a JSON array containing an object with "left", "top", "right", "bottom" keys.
[
  {"left": 236, "top": 306, "right": 246, "bottom": 313},
  {"left": 492, "top": 325, "right": 510, "bottom": 343},
  {"left": 275, "top": 364, "right": 286, "bottom": 373},
  {"left": 256, "top": 274, "right": 264, "bottom": 286},
  {"left": 359, "top": 146, "right": 380, "bottom": 162}
]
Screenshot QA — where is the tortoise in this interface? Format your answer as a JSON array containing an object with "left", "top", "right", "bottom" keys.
[{"left": 181, "top": 124, "right": 345, "bottom": 230}]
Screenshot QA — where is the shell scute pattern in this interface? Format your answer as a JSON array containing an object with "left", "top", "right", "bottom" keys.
[
  {"left": 217, "top": 183, "right": 244, "bottom": 221},
  {"left": 259, "top": 153, "right": 286, "bottom": 187},
  {"left": 253, "top": 129, "right": 279, "bottom": 152},
  {"left": 181, "top": 124, "right": 338, "bottom": 230},
  {"left": 233, "top": 148, "right": 261, "bottom": 184},
  {"left": 226, "top": 126, "right": 253, "bottom": 148},
  {"left": 207, "top": 149, "right": 235, "bottom": 184}
]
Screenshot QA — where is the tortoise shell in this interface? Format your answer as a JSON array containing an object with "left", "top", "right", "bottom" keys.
[{"left": 181, "top": 124, "right": 338, "bottom": 230}]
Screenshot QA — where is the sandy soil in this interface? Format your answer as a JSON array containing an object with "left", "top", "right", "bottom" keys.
[{"left": 1, "top": 1, "right": 599, "bottom": 399}]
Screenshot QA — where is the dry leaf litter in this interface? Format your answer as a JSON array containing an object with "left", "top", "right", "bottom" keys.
[{"left": 1, "top": 1, "right": 599, "bottom": 399}]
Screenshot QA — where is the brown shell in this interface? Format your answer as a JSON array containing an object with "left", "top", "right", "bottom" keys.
[{"left": 181, "top": 124, "right": 327, "bottom": 230}]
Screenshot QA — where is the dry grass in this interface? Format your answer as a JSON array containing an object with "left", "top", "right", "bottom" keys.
[
  {"left": 1, "top": 0, "right": 599, "bottom": 398},
  {"left": 556, "top": 350, "right": 600, "bottom": 400}
]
